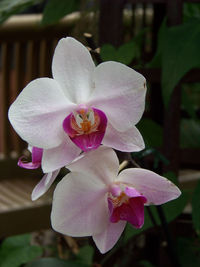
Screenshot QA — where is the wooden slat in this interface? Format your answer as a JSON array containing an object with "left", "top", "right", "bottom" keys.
[
  {"left": 0, "top": 43, "right": 12, "bottom": 158},
  {"left": 99, "top": 0, "right": 125, "bottom": 46},
  {"left": 10, "top": 42, "right": 27, "bottom": 155},
  {"left": 0, "top": 13, "right": 80, "bottom": 43},
  {"left": 0, "top": 176, "right": 54, "bottom": 237},
  {"left": 27, "top": 41, "right": 40, "bottom": 82},
  {"left": 39, "top": 39, "right": 53, "bottom": 77},
  {"left": 163, "top": 0, "right": 183, "bottom": 174}
]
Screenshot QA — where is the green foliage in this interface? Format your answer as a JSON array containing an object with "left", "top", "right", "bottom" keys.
[
  {"left": 184, "top": 3, "right": 200, "bottom": 21},
  {"left": 25, "top": 257, "right": 88, "bottom": 267},
  {"left": 0, "top": 234, "right": 43, "bottom": 267},
  {"left": 163, "top": 171, "right": 178, "bottom": 186},
  {"left": 76, "top": 245, "right": 94, "bottom": 265},
  {"left": 182, "top": 87, "right": 197, "bottom": 119},
  {"left": 192, "top": 181, "right": 200, "bottom": 235},
  {"left": 42, "top": 0, "right": 79, "bottom": 25},
  {"left": 183, "top": 83, "right": 200, "bottom": 109},
  {"left": 137, "top": 118, "right": 163, "bottom": 148},
  {"left": 177, "top": 237, "right": 200, "bottom": 267},
  {"left": 124, "top": 190, "right": 188, "bottom": 242},
  {"left": 180, "top": 119, "right": 200, "bottom": 148},
  {"left": 100, "top": 30, "right": 145, "bottom": 66},
  {"left": 25, "top": 245, "right": 94, "bottom": 267},
  {"left": 162, "top": 19, "right": 200, "bottom": 107},
  {"left": 100, "top": 41, "right": 136, "bottom": 65},
  {"left": 149, "top": 19, "right": 200, "bottom": 107},
  {"left": 0, "top": 0, "right": 42, "bottom": 24}
]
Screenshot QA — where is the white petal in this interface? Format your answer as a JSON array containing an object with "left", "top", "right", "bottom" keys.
[
  {"left": 52, "top": 37, "right": 95, "bottom": 104},
  {"left": 117, "top": 169, "right": 181, "bottom": 205},
  {"left": 51, "top": 172, "right": 109, "bottom": 236},
  {"left": 67, "top": 146, "right": 119, "bottom": 185},
  {"left": 93, "top": 221, "right": 126, "bottom": 254},
  {"left": 31, "top": 169, "right": 60, "bottom": 201},
  {"left": 42, "top": 139, "right": 81, "bottom": 173},
  {"left": 8, "top": 78, "right": 75, "bottom": 149},
  {"left": 103, "top": 123, "right": 145, "bottom": 152},
  {"left": 89, "top": 61, "right": 146, "bottom": 131}
]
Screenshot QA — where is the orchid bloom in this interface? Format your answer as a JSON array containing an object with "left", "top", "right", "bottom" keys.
[
  {"left": 18, "top": 146, "right": 60, "bottom": 201},
  {"left": 8, "top": 37, "right": 146, "bottom": 173},
  {"left": 51, "top": 147, "right": 181, "bottom": 254}
]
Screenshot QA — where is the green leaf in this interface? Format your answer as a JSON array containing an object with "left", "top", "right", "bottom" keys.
[
  {"left": 76, "top": 245, "right": 94, "bottom": 265},
  {"left": 192, "top": 181, "right": 200, "bottom": 234},
  {"left": 162, "top": 190, "right": 188, "bottom": 222},
  {"left": 137, "top": 118, "right": 163, "bottom": 148},
  {"left": 100, "top": 41, "right": 136, "bottom": 65},
  {"left": 184, "top": 3, "right": 200, "bottom": 21},
  {"left": 0, "top": 246, "right": 43, "bottom": 267},
  {"left": 161, "top": 19, "right": 200, "bottom": 106},
  {"left": 25, "top": 258, "right": 89, "bottom": 267},
  {"left": 100, "top": 44, "right": 117, "bottom": 62},
  {"left": 42, "top": 0, "right": 79, "bottom": 25},
  {"left": 183, "top": 83, "right": 200, "bottom": 108},
  {"left": 0, "top": 234, "right": 43, "bottom": 267},
  {"left": 182, "top": 87, "right": 197, "bottom": 119},
  {"left": 180, "top": 119, "right": 200, "bottom": 148},
  {"left": 163, "top": 171, "right": 178, "bottom": 186},
  {"left": 0, "top": 0, "right": 42, "bottom": 24},
  {"left": 117, "top": 41, "right": 136, "bottom": 65},
  {"left": 1, "top": 234, "right": 30, "bottom": 249},
  {"left": 177, "top": 237, "right": 200, "bottom": 267}
]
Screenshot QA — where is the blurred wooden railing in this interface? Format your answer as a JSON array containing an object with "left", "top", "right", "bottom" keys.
[{"left": 0, "top": 13, "right": 80, "bottom": 237}]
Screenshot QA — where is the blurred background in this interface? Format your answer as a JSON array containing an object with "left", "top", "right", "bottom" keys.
[{"left": 0, "top": 0, "right": 200, "bottom": 266}]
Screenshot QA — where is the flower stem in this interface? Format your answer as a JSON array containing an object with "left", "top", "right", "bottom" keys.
[
  {"left": 84, "top": 33, "right": 102, "bottom": 64},
  {"left": 156, "top": 205, "right": 180, "bottom": 267}
]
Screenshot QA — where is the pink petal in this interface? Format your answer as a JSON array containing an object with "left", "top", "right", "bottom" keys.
[
  {"left": 117, "top": 168, "right": 181, "bottom": 205},
  {"left": 102, "top": 123, "right": 145, "bottom": 152},
  {"left": 8, "top": 78, "right": 75, "bottom": 149},
  {"left": 31, "top": 169, "right": 60, "bottom": 201},
  {"left": 67, "top": 146, "right": 119, "bottom": 185},
  {"left": 63, "top": 108, "right": 107, "bottom": 152},
  {"left": 51, "top": 172, "right": 109, "bottom": 236},
  {"left": 52, "top": 37, "right": 95, "bottom": 103},
  {"left": 92, "top": 220, "right": 126, "bottom": 254},
  {"left": 89, "top": 61, "right": 146, "bottom": 131},
  {"left": 18, "top": 147, "right": 43, "bottom": 169},
  {"left": 42, "top": 139, "right": 81, "bottom": 173}
]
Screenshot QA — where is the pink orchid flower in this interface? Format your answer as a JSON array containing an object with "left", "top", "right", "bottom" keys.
[
  {"left": 51, "top": 147, "right": 181, "bottom": 254},
  {"left": 18, "top": 146, "right": 60, "bottom": 201},
  {"left": 8, "top": 37, "right": 146, "bottom": 173}
]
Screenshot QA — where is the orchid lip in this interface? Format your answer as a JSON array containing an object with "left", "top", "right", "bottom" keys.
[
  {"left": 108, "top": 184, "right": 147, "bottom": 229},
  {"left": 63, "top": 107, "right": 107, "bottom": 152}
]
